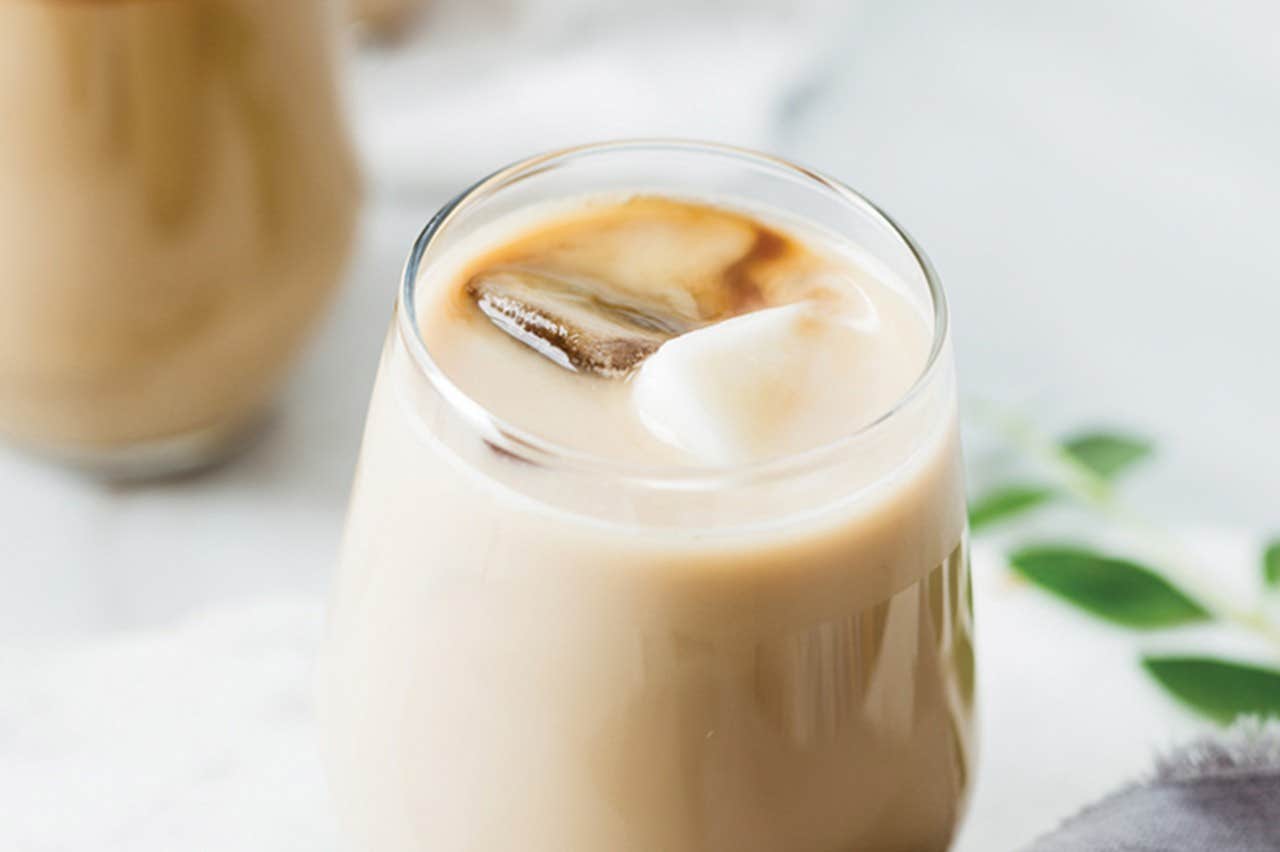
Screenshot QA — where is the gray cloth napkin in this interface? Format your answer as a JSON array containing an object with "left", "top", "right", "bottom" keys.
[{"left": 1024, "top": 722, "right": 1280, "bottom": 851}]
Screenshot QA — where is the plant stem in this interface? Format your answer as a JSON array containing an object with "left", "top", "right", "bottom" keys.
[{"left": 971, "top": 401, "right": 1280, "bottom": 651}]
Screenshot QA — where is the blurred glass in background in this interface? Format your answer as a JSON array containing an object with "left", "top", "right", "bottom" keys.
[{"left": 0, "top": 0, "right": 358, "bottom": 478}]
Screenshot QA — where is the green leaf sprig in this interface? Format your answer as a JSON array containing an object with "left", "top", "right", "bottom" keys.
[
  {"left": 1061, "top": 433, "right": 1152, "bottom": 480},
  {"left": 970, "top": 409, "right": 1280, "bottom": 724},
  {"left": 1008, "top": 546, "right": 1209, "bottom": 629},
  {"left": 968, "top": 485, "right": 1055, "bottom": 531},
  {"left": 1143, "top": 657, "right": 1280, "bottom": 724},
  {"left": 1265, "top": 540, "right": 1280, "bottom": 589}
]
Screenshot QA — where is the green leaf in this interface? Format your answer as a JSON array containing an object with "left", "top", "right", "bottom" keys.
[
  {"left": 969, "top": 484, "right": 1055, "bottom": 530},
  {"left": 1062, "top": 432, "right": 1152, "bottom": 479},
  {"left": 1143, "top": 656, "right": 1280, "bottom": 724},
  {"left": 1265, "top": 539, "right": 1280, "bottom": 588},
  {"left": 1009, "top": 545, "right": 1209, "bottom": 629}
]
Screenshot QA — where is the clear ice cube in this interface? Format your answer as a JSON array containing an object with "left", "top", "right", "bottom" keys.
[
  {"left": 632, "top": 302, "right": 873, "bottom": 464},
  {"left": 466, "top": 269, "right": 693, "bottom": 378}
]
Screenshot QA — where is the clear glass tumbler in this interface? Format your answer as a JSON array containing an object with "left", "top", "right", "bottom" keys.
[
  {"left": 319, "top": 141, "right": 974, "bottom": 852},
  {"left": 0, "top": 0, "right": 359, "bottom": 477}
]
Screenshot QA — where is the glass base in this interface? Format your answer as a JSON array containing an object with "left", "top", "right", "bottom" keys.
[{"left": 7, "top": 412, "right": 267, "bottom": 482}]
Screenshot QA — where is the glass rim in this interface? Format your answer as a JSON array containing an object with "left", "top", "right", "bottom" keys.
[{"left": 397, "top": 138, "right": 949, "bottom": 489}]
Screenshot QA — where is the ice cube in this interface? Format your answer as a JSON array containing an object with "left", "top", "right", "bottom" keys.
[
  {"left": 528, "top": 198, "right": 763, "bottom": 320},
  {"left": 631, "top": 302, "right": 873, "bottom": 464},
  {"left": 466, "top": 268, "right": 692, "bottom": 378}
]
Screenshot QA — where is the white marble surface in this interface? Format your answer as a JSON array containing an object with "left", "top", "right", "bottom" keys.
[{"left": 3, "top": 1, "right": 1279, "bottom": 849}]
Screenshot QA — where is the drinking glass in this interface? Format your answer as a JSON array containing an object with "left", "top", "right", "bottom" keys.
[
  {"left": 320, "top": 140, "right": 974, "bottom": 852},
  {"left": 0, "top": 0, "right": 359, "bottom": 477}
]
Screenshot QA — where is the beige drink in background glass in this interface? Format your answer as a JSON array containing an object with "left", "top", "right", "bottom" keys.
[
  {"left": 0, "top": 0, "right": 359, "bottom": 477},
  {"left": 320, "top": 141, "right": 974, "bottom": 851}
]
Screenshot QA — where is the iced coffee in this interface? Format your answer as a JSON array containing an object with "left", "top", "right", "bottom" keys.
[
  {"left": 0, "top": 0, "right": 358, "bottom": 475},
  {"left": 320, "top": 142, "right": 973, "bottom": 852}
]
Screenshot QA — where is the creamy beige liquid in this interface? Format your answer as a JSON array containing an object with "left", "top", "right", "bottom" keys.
[
  {"left": 0, "top": 0, "right": 358, "bottom": 467},
  {"left": 321, "top": 196, "right": 973, "bottom": 851}
]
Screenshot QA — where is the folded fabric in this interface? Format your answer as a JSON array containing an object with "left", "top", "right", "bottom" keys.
[{"left": 1024, "top": 722, "right": 1280, "bottom": 852}]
